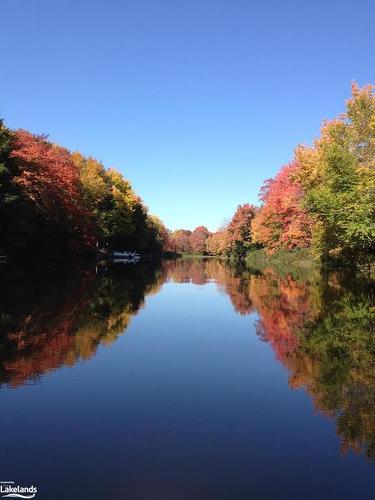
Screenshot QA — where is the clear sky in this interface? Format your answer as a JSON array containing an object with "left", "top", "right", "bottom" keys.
[{"left": 1, "top": 0, "right": 374, "bottom": 231}]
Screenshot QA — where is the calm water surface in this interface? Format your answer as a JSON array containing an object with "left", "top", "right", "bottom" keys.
[{"left": 0, "top": 258, "right": 374, "bottom": 500}]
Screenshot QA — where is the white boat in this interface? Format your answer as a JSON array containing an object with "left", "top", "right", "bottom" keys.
[{"left": 112, "top": 251, "right": 141, "bottom": 263}]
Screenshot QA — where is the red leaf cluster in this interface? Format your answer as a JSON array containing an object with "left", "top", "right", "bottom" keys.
[{"left": 252, "top": 162, "right": 313, "bottom": 252}]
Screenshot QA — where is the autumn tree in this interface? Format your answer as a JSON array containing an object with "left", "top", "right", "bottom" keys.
[
  {"left": 252, "top": 163, "right": 313, "bottom": 253},
  {"left": 72, "top": 152, "right": 115, "bottom": 244},
  {"left": 144, "top": 215, "right": 173, "bottom": 254},
  {"left": 73, "top": 152, "right": 170, "bottom": 253},
  {"left": 170, "top": 229, "right": 192, "bottom": 253},
  {"left": 295, "top": 83, "right": 375, "bottom": 263},
  {"left": 105, "top": 168, "right": 140, "bottom": 249},
  {"left": 226, "top": 204, "right": 257, "bottom": 258},
  {"left": 189, "top": 226, "right": 211, "bottom": 254},
  {"left": 7, "top": 130, "right": 95, "bottom": 255},
  {"left": 205, "top": 230, "right": 228, "bottom": 255},
  {"left": 0, "top": 121, "right": 169, "bottom": 257}
]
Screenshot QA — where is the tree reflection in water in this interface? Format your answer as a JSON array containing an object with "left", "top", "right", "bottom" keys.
[
  {"left": 0, "top": 262, "right": 164, "bottom": 387},
  {"left": 0, "top": 258, "right": 374, "bottom": 459}
]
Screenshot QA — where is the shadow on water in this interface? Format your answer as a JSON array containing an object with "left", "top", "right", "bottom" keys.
[{"left": 0, "top": 257, "right": 374, "bottom": 461}]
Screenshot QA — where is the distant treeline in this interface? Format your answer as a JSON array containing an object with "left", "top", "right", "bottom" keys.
[
  {"left": 170, "top": 83, "right": 375, "bottom": 267},
  {"left": 0, "top": 124, "right": 171, "bottom": 258}
]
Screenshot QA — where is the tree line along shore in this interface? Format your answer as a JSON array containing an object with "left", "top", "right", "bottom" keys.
[
  {"left": 0, "top": 83, "right": 374, "bottom": 270},
  {"left": 170, "top": 83, "right": 375, "bottom": 271}
]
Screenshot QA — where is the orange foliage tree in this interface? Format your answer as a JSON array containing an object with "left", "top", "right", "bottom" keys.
[
  {"left": 205, "top": 230, "right": 228, "bottom": 255},
  {"left": 189, "top": 226, "right": 211, "bottom": 254},
  {"left": 226, "top": 204, "right": 257, "bottom": 257},
  {"left": 170, "top": 229, "right": 192, "bottom": 253},
  {"left": 252, "top": 162, "right": 313, "bottom": 253}
]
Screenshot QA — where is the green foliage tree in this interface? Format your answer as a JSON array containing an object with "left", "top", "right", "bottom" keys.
[{"left": 296, "top": 83, "right": 375, "bottom": 264}]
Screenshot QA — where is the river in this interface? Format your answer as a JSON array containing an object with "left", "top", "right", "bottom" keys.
[{"left": 0, "top": 258, "right": 374, "bottom": 499}]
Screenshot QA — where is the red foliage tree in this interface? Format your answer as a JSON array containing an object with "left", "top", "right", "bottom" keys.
[
  {"left": 10, "top": 130, "right": 96, "bottom": 252},
  {"left": 252, "top": 162, "right": 313, "bottom": 252},
  {"left": 189, "top": 226, "right": 211, "bottom": 254}
]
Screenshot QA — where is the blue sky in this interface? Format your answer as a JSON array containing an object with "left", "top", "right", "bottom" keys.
[{"left": 2, "top": 0, "right": 374, "bottom": 231}]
